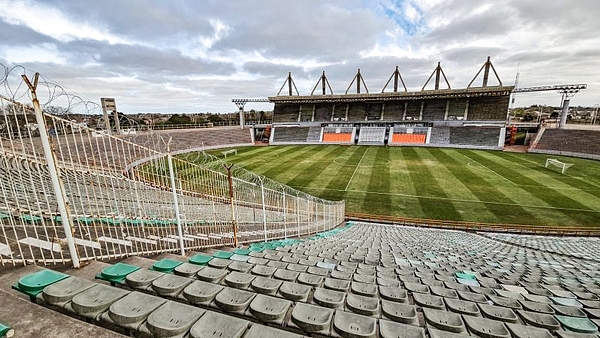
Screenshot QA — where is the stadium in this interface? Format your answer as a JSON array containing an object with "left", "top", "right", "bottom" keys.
[{"left": 1, "top": 56, "right": 600, "bottom": 338}]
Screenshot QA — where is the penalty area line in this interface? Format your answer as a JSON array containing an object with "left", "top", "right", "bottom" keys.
[{"left": 345, "top": 147, "right": 369, "bottom": 191}]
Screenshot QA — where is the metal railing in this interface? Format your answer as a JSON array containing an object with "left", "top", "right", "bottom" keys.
[{"left": 0, "top": 65, "right": 343, "bottom": 267}]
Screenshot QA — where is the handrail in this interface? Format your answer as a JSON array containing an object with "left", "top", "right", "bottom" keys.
[{"left": 345, "top": 212, "right": 600, "bottom": 237}]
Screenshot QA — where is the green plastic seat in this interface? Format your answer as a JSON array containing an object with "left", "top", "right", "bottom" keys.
[
  {"left": 189, "top": 254, "right": 213, "bottom": 265},
  {"left": 234, "top": 248, "right": 251, "bottom": 256},
  {"left": 95, "top": 263, "right": 140, "bottom": 284},
  {"left": 12, "top": 269, "right": 69, "bottom": 299},
  {"left": 212, "top": 251, "right": 233, "bottom": 259},
  {"left": 151, "top": 258, "right": 183, "bottom": 273},
  {"left": 456, "top": 272, "right": 477, "bottom": 280},
  {"left": 555, "top": 315, "right": 599, "bottom": 334},
  {"left": 249, "top": 247, "right": 265, "bottom": 252},
  {"left": 76, "top": 217, "right": 95, "bottom": 224},
  {"left": 0, "top": 322, "right": 14, "bottom": 338},
  {"left": 21, "top": 214, "right": 41, "bottom": 222},
  {"left": 0, "top": 212, "right": 10, "bottom": 219}
]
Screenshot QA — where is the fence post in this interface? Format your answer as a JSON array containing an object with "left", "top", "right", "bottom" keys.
[
  {"left": 282, "top": 189, "right": 287, "bottom": 238},
  {"left": 225, "top": 164, "right": 239, "bottom": 247},
  {"left": 166, "top": 142, "right": 185, "bottom": 256},
  {"left": 22, "top": 73, "right": 80, "bottom": 268},
  {"left": 260, "top": 178, "right": 267, "bottom": 242}
]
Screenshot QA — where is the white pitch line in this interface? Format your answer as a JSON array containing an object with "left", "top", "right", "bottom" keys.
[
  {"left": 464, "top": 156, "right": 518, "bottom": 186},
  {"left": 345, "top": 148, "right": 369, "bottom": 191}
]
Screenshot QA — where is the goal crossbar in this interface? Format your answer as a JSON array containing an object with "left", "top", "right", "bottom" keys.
[{"left": 545, "top": 158, "right": 573, "bottom": 174}]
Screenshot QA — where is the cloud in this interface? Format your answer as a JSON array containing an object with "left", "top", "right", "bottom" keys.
[{"left": 0, "top": 0, "right": 599, "bottom": 112}]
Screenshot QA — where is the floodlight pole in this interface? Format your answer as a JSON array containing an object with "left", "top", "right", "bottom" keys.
[{"left": 22, "top": 73, "right": 81, "bottom": 268}]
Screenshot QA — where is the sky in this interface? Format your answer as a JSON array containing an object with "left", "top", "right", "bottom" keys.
[{"left": 1, "top": 0, "right": 599, "bottom": 114}]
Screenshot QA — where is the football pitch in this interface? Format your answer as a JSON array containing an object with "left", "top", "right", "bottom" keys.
[{"left": 200, "top": 145, "right": 600, "bottom": 227}]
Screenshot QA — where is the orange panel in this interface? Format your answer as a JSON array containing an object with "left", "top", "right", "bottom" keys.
[
  {"left": 392, "top": 133, "right": 426, "bottom": 144},
  {"left": 323, "top": 132, "right": 353, "bottom": 142}
]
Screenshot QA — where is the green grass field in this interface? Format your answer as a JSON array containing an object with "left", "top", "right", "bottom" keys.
[{"left": 199, "top": 145, "right": 600, "bottom": 227}]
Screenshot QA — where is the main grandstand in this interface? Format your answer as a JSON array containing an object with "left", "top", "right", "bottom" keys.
[
  {"left": 1, "top": 59, "right": 600, "bottom": 338},
  {"left": 267, "top": 58, "right": 512, "bottom": 149}
]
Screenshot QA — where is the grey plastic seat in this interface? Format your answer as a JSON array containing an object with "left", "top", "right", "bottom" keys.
[
  {"left": 463, "top": 315, "right": 511, "bottom": 338},
  {"left": 457, "top": 290, "right": 488, "bottom": 303},
  {"left": 381, "top": 300, "right": 418, "bottom": 325},
  {"left": 404, "top": 282, "right": 429, "bottom": 294},
  {"left": 313, "top": 287, "right": 346, "bottom": 309},
  {"left": 125, "top": 269, "right": 164, "bottom": 289},
  {"left": 412, "top": 293, "right": 445, "bottom": 310},
  {"left": 297, "top": 272, "right": 323, "bottom": 287},
  {"left": 354, "top": 274, "right": 376, "bottom": 284},
  {"left": 266, "top": 260, "right": 288, "bottom": 269},
  {"left": 580, "top": 300, "right": 600, "bottom": 309},
  {"left": 247, "top": 257, "right": 268, "bottom": 265},
  {"left": 227, "top": 261, "right": 253, "bottom": 273},
  {"left": 506, "top": 322, "right": 554, "bottom": 338},
  {"left": 333, "top": 310, "right": 377, "bottom": 338},
  {"left": 189, "top": 311, "right": 250, "bottom": 338},
  {"left": 551, "top": 296, "right": 584, "bottom": 308},
  {"left": 290, "top": 302, "right": 334, "bottom": 334},
  {"left": 495, "top": 289, "right": 524, "bottom": 300},
  {"left": 307, "top": 266, "right": 329, "bottom": 276},
  {"left": 479, "top": 303, "right": 519, "bottom": 323},
  {"left": 351, "top": 281, "right": 378, "bottom": 297},
  {"left": 427, "top": 327, "right": 472, "bottom": 338},
  {"left": 143, "top": 301, "right": 205, "bottom": 338},
  {"left": 224, "top": 271, "right": 256, "bottom": 289},
  {"left": 331, "top": 270, "right": 353, "bottom": 280},
  {"left": 346, "top": 293, "right": 380, "bottom": 316},
  {"left": 196, "top": 266, "right": 228, "bottom": 283},
  {"left": 151, "top": 273, "right": 192, "bottom": 297},
  {"left": 517, "top": 310, "right": 561, "bottom": 330},
  {"left": 444, "top": 298, "right": 481, "bottom": 316},
  {"left": 41, "top": 276, "right": 95, "bottom": 306},
  {"left": 249, "top": 294, "right": 292, "bottom": 324},
  {"left": 519, "top": 300, "right": 555, "bottom": 314},
  {"left": 208, "top": 257, "right": 232, "bottom": 269},
  {"left": 523, "top": 294, "right": 552, "bottom": 304},
  {"left": 274, "top": 268, "right": 300, "bottom": 282},
  {"left": 379, "top": 286, "right": 408, "bottom": 303},
  {"left": 430, "top": 286, "right": 458, "bottom": 299},
  {"left": 377, "top": 278, "right": 401, "bottom": 287},
  {"left": 379, "top": 319, "right": 426, "bottom": 338},
  {"left": 422, "top": 307, "right": 466, "bottom": 333},
  {"left": 68, "top": 284, "right": 129, "bottom": 319},
  {"left": 488, "top": 295, "right": 523, "bottom": 309},
  {"left": 251, "top": 265, "right": 277, "bottom": 277},
  {"left": 104, "top": 291, "right": 166, "bottom": 329},
  {"left": 174, "top": 262, "right": 204, "bottom": 277},
  {"left": 243, "top": 322, "right": 304, "bottom": 338},
  {"left": 286, "top": 263, "right": 308, "bottom": 273},
  {"left": 324, "top": 277, "right": 350, "bottom": 292},
  {"left": 214, "top": 287, "right": 256, "bottom": 313},
  {"left": 230, "top": 253, "right": 251, "bottom": 262},
  {"left": 279, "top": 281, "right": 311, "bottom": 302},
  {"left": 250, "top": 276, "right": 282, "bottom": 295},
  {"left": 182, "top": 280, "right": 224, "bottom": 305}
]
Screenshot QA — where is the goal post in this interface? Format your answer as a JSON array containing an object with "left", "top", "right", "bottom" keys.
[{"left": 545, "top": 158, "right": 573, "bottom": 174}]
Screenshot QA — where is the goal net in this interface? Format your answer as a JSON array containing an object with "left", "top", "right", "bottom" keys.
[{"left": 545, "top": 158, "right": 573, "bottom": 174}]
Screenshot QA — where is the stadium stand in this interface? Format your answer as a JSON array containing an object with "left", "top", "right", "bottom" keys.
[
  {"left": 391, "top": 125, "right": 429, "bottom": 145},
  {"left": 306, "top": 126, "right": 322, "bottom": 142},
  {"left": 315, "top": 103, "right": 333, "bottom": 122},
  {"left": 468, "top": 97, "right": 509, "bottom": 121},
  {"left": 322, "top": 127, "right": 354, "bottom": 143},
  {"left": 273, "top": 104, "right": 300, "bottom": 122},
  {"left": 429, "top": 126, "right": 501, "bottom": 148},
  {"left": 447, "top": 100, "right": 468, "bottom": 120},
  {"left": 299, "top": 106, "right": 313, "bottom": 122},
  {"left": 382, "top": 102, "right": 405, "bottom": 121},
  {"left": 7, "top": 221, "right": 600, "bottom": 337},
  {"left": 272, "top": 127, "right": 310, "bottom": 143},
  {"left": 405, "top": 101, "right": 422, "bottom": 120},
  {"left": 532, "top": 128, "right": 600, "bottom": 158},
  {"left": 421, "top": 100, "right": 446, "bottom": 121},
  {"left": 366, "top": 103, "right": 383, "bottom": 121},
  {"left": 347, "top": 103, "right": 366, "bottom": 121},
  {"left": 357, "top": 127, "right": 386, "bottom": 144}
]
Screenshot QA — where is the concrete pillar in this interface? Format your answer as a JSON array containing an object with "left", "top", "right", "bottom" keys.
[{"left": 559, "top": 99, "right": 570, "bottom": 129}]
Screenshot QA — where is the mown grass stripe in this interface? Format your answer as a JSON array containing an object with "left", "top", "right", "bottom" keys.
[
  {"left": 362, "top": 147, "right": 393, "bottom": 215},
  {"left": 463, "top": 150, "right": 598, "bottom": 225},
  {"left": 249, "top": 145, "right": 320, "bottom": 176},
  {"left": 402, "top": 147, "right": 462, "bottom": 221},
  {"left": 320, "top": 146, "right": 369, "bottom": 201},
  {"left": 285, "top": 146, "right": 353, "bottom": 189},
  {"left": 427, "top": 148, "right": 538, "bottom": 225}
]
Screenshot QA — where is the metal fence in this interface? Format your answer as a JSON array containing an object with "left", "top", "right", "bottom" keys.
[{"left": 0, "top": 65, "right": 344, "bottom": 267}]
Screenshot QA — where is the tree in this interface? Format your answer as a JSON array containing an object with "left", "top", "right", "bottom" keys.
[{"left": 165, "top": 114, "right": 191, "bottom": 125}]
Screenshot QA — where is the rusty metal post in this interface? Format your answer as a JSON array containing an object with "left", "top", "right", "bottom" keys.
[
  {"left": 22, "top": 73, "right": 81, "bottom": 268},
  {"left": 225, "top": 164, "right": 239, "bottom": 247}
]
